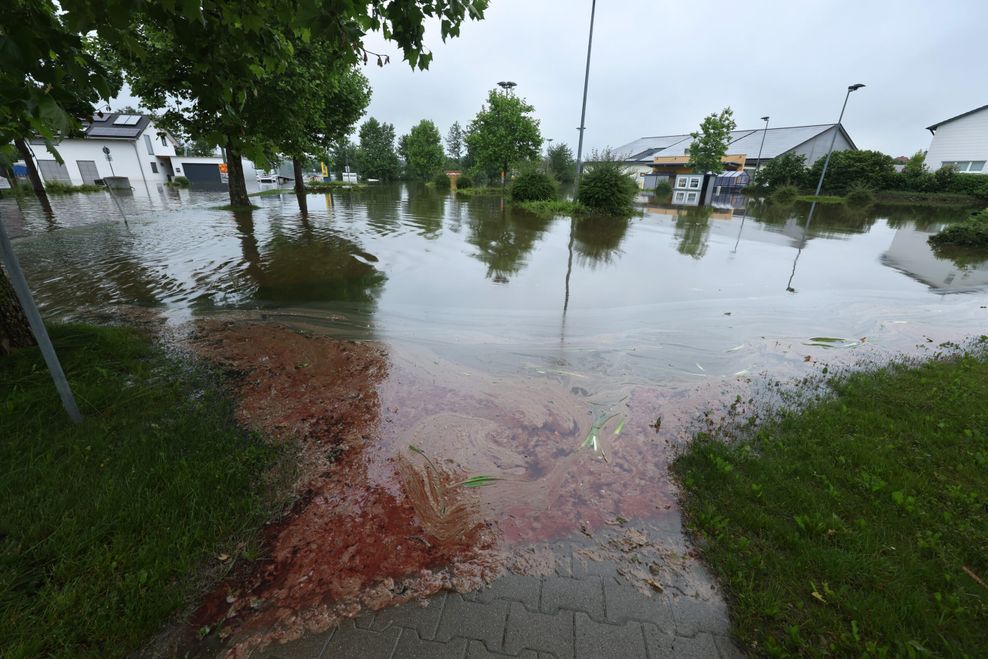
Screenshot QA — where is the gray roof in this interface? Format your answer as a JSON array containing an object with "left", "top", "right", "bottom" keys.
[
  {"left": 926, "top": 104, "right": 988, "bottom": 133},
  {"left": 84, "top": 113, "right": 153, "bottom": 140},
  {"left": 615, "top": 124, "right": 854, "bottom": 163}
]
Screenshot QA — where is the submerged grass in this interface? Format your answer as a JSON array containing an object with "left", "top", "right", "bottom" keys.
[
  {"left": 673, "top": 347, "right": 988, "bottom": 657},
  {"left": 454, "top": 186, "right": 504, "bottom": 198},
  {"left": 794, "top": 194, "right": 845, "bottom": 204},
  {"left": 44, "top": 181, "right": 105, "bottom": 194},
  {"left": 514, "top": 199, "right": 587, "bottom": 218},
  {"left": 0, "top": 325, "right": 283, "bottom": 658}
]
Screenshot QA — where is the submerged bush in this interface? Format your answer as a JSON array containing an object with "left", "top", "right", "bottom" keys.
[
  {"left": 432, "top": 171, "right": 451, "bottom": 190},
  {"left": 928, "top": 209, "right": 988, "bottom": 247},
  {"left": 772, "top": 184, "right": 799, "bottom": 203},
  {"left": 455, "top": 173, "right": 473, "bottom": 189},
  {"left": 653, "top": 180, "right": 673, "bottom": 198},
  {"left": 577, "top": 151, "right": 637, "bottom": 216},
  {"left": 44, "top": 181, "right": 103, "bottom": 194},
  {"left": 846, "top": 182, "right": 874, "bottom": 206},
  {"left": 509, "top": 167, "right": 557, "bottom": 202},
  {"left": 169, "top": 175, "right": 190, "bottom": 188}
]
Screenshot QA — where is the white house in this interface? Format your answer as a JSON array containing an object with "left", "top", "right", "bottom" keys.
[
  {"left": 924, "top": 105, "right": 988, "bottom": 174},
  {"left": 614, "top": 124, "right": 856, "bottom": 186},
  {"left": 20, "top": 112, "right": 256, "bottom": 191}
]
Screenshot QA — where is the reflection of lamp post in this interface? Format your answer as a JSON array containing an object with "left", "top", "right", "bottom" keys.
[
  {"left": 573, "top": 0, "right": 597, "bottom": 196},
  {"left": 812, "top": 84, "right": 865, "bottom": 197},
  {"left": 754, "top": 116, "right": 770, "bottom": 178}
]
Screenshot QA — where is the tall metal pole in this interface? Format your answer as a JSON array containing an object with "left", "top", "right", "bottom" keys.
[
  {"left": 573, "top": 0, "right": 597, "bottom": 196},
  {"left": 754, "top": 115, "right": 770, "bottom": 177},
  {"left": 813, "top": 84, "right": 864, "bottom": 197},
  {"left": 0, "top": 211, "right": 82, "bottom": 422}
]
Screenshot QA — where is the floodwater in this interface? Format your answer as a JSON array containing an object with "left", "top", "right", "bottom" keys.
[{"left": 3, "top": 184, "right": 987, "bottom": 651}]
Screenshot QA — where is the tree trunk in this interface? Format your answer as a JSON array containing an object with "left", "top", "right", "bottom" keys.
[
  {"left": 15, "top": 138, "right": 53, "bottom": 214},
  {"left": 0, "top": 265, "right": 35, "bottom": 355},
  {"left": 292, "top": 157, "right": 307, "bottom": 214},
  {"left": 224, "top": 145, "right": 250, "bottom": 208}
]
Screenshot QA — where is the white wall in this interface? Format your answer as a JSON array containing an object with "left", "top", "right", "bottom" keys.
[
  {"left": 925, "top": 108, "right": 988, "bottom": 174},
  {"left": 28, "top": 138, "right": 170, "bottom": 192},
  {"left": 791, "top": 127, "right": 854, "bottom": 165}
]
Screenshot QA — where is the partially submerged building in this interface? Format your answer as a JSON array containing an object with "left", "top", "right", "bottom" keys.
[{"left": 615, "top": 123, "right": 856, "bottom": 189}]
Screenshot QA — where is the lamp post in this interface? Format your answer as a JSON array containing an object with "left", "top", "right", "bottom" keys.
[
  {"left": 496, "top": 81, "right": 517, "bottom": 186},
  {"left": 812, "top": 84, "right": 865, "bottom": 197},
  {"left": 573, "top": 0, "right": 597, "bottom": 196},
  {"left": 754, "top": 115, "right": 770, "bottom": 178}
]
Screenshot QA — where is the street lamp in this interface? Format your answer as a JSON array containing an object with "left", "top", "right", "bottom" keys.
[
  {"left": 753, "top": 115, "right": 770, "bottom": 178},
  {"left": 495, "top": 81, "right": 517, "bottom": 186},
  {"left": 497, "top": 81, "right": 517, "bottom": 94},
  {"left": 573, "top": 0, "right": 598, "bottom": 196},
  {"left": 812, "top": 84, "right": 865, "bottom": 197}
]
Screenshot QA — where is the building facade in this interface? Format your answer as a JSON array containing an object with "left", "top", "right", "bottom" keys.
[{"left": 924, "top": 105, "right": 988, "bottom": 174}]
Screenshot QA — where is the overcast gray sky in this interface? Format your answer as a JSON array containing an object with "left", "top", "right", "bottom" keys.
[{"left": 353, "top": 0, "right": 986, "bottom": 157}]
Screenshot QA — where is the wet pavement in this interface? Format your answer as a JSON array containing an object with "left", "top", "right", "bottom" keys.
[{"left": 4, "top": 185, "right": 988, "bottom": 656}]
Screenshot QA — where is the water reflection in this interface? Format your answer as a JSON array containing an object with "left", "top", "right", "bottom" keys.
[
  {"left": 673, "top": 206, "right": 714, "bottom": 259},
  {"left": 466, "top": 208, "right": 552, "bottom": 282},
  {"left": 573, "top": 216, "right": 631, "bottom": 267}
]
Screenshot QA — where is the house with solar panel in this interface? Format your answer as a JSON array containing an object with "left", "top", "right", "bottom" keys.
[
  {"left": 614, "top": 123, "right": 856, "bottom": 190},
  {"left": 17, "top": 112, "right": 255, "bottom": 193}
]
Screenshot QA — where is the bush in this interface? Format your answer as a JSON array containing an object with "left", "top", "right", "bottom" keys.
[
  {"left": 455, "top": 173, "right": 473, "bottom": 189},
  {"left": 846, "top": 182, "right": 874, "bottom": 206},
  {"left": 577, "top": 151, "right": 638, "bottom": 216},
  {"left": 752, "top": 152, "right": 808, "bottom": 190},
  {"left": 928, "top": 209, "right": 988, "bottom": 247},
  {"left": 509, "top": 167, "right": 557, "bottom": 202},
  {"left": 653, "top": 180, "right": 673, "bottom": 197},
  {"left": 169, "top": 175, "right": 190, "bottom": 188},
  {"left": 807, "top": 149, "right": 896, "bottom": 194},
  {"left": 432, "top": 171, "right": 451, "bottom": 190},
  {"left": 772, "top": 184, "right": 799, "bottom": 203},
  {"left": 44, "top": 181, "right": 103, "bottom": 194}
]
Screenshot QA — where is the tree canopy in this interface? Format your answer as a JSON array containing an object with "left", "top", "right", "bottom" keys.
[
  {"left": 547, "top": 143, "right": 576, "bottom": 183},
  {"left": 357, "top": 117, "right": 400, "bottom": 181},
  {"left": 445, "top": 121, "right": 464, "bottom": 164},
  {"left": 400, "top": 120, "right": 445, "bottom": 179},
  {"left": 465, "top": 88, "right": 542, "bottom": 181},
  {"left": 687, "top": 107, "right": 736, "bottom": 174}
]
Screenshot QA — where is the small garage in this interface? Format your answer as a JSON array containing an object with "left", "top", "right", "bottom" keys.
[{"left": 178, "top": 162, "right": 223, "bottom": 187}]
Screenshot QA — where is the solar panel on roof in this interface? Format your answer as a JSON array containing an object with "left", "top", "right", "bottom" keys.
[
  {"left": 113, "top": 114, "right": 141, "bottom": 125},
  {"left": 88, "top": 126, "right": 142, "bottom": 138}
]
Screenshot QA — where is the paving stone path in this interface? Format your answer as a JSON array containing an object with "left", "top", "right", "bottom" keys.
[{"left": 259, "top": 517, "right": 744, "bottom": 659}]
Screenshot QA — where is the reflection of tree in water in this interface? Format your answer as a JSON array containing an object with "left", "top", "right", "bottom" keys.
[
  {"left": 930, "top": 244, "right": 988, "bottom": 272},
  {"left": 466, "top": 209, "right": 552, "bottom": 282},
  {"left": 572, "top": 216, "right": 630, "bottom": 268},
  {"left": 363, "top": 185, "right": 402, "bottom": 236},
  {"left": 883, "top": 205, "right": 975, "bottom": 232},
  {"left": 674, "top": 205, "right": 713, "bottom": 259},
  {"left": 240, "top": 211, "right": 386, "bottom": 305},
  {"left": 403, "top": 185, "right": 444, "bottom": 239},
  {"left": 751, "top": 199, "right": 878, "bottom": 238}
]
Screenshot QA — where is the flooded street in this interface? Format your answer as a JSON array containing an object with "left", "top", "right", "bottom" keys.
[{"left": 3, "top": 185, "right": 987, "bottom": 652}]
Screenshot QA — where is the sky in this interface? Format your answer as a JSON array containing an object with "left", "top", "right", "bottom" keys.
[{"left": 116, "top": 0, "right": 986, "bottom": 157}]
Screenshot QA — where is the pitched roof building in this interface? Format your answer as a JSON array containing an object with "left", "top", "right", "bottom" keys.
[{"left": 924, "top": 104, "right": 988, "bottom": 174}]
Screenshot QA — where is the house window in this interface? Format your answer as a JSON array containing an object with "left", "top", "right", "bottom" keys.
[
  {"left": 942, "top": 160, "right": 985, "bottom": 173},
  {"left": 161, "top": 135, "right": 167, "bottom": 147},
  {"left": 175, "top": 167, "right": 182, "bottom": 173},
  {"left": 686, "top": 192, "right": 698, "bottom": 203},
  {"left": 144, "top": 134, "right": 154, "bottom": 155},
  {"left": 688, "top": 177, "right": 700, "bottom": 189},
  {"left": 150, "top": 162, "right": 158, "bottom": 174},
  {"left": 970, "top": 161, "right": 985, "bottom": 172}
]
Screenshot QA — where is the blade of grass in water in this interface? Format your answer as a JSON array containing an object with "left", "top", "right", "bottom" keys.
[
  {"left": 456, "top": 475, "right": 502, "bottom": 487},
  {"left": 612, "top": 417, "right": 627, "bottom": 436}
]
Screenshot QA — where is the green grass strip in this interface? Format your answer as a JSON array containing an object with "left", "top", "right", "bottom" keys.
[{"left": 673, "top": 349, "right": 988, "bottom": 657}]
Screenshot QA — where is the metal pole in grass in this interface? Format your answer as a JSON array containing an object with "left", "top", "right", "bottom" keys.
[
  {"left": 813, "top": 84, "right": 865, "bottom": 197},
  {"left": 0, "top": 211, "right": 82, "bottom": 422},
  {"left": 572, "top": 0, "right": 597, "bottom": 198}
]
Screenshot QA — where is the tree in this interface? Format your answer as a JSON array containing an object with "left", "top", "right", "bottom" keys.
[
  {"left": 401, "top": 120, "right": 445, "bottom": 180},
  {"left": 547, "top": 143, "right": 576, "bottom": 183},
  {"left": 688, "top": 107, "right": 736, "bottom": 174},
  {"left": 113, "top": 0, "right": 488, "bottom": 207},
  {"left": 357, "top": 118, "right": 400, "bottom": 181},
  {"left": 752, "top": 152, "right": 808, "bottom": 189},
  {"left": 465, "top": 88, "right": 542, "bottom": 184},
  {"left": 902, "top": 150, "right": 928, "bottom": 178},
  {"left": 445, "top": 121, "right": 464, "bottom": 164},
  {"left": 329, "top": 139, "right": 358, "bottom": 180}
]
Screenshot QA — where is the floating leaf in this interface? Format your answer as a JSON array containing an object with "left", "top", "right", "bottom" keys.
[
  {"left": 456, "top": 475, "right": 503, "bottom": 488},
  {"left": 809, "top": 337, "right": 845, "bottom": 343},
  {"left": 612, "top": 418, "right": 627, "bottom": 436}
]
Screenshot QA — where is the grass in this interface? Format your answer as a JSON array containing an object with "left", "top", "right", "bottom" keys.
[
  {"left": 211, "top": 203, "right": 261, "bottom": 211},
  {"left": 514, "top": 199, "right": 587, "bottom": 218},
  {"left": 454, "top": 186, "right": 504, "bottom": 198},
  {"left": 673, "top": 349, "right": 988, "bottom": 657},
  {"left": 305, "top": 180, "right": 368, "bottom": 191},
  {"left": 0, "top": 324, "right": 284, "bottom": 658},
  {"left": 249, "top": 188, "right": 296, "bottom": 197},
  {"left": 794, "top": 194, "right": 845, "bottom": 204},
  {"left": 44, "top": 181, "right": 105, "bottom": 194},
  {"left": 875, "top": 190, "right": 985, "bottom": 207}
]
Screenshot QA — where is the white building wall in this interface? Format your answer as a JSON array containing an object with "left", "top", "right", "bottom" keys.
[
  {"left": 924, "top": 108, "right": 988, "bottom": 173},
  {"left": 29, "top": 138, "right": 170, "bottom": 190},
  {"left": 790, "top": 127, "right": 854, "bottom": 165}
]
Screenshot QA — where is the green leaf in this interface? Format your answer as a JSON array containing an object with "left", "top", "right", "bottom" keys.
[{"left": 456, "top": 475, "right": 503, "bottom": 488}]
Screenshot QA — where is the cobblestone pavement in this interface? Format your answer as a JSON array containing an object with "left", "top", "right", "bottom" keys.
[{"left": 258, "top": 516, "right": 744, "bottom": 659}]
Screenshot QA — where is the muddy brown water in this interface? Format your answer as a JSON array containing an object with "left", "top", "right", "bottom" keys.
[{"left": 3, "top": 185, "right": 987, "bottom": 654}]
